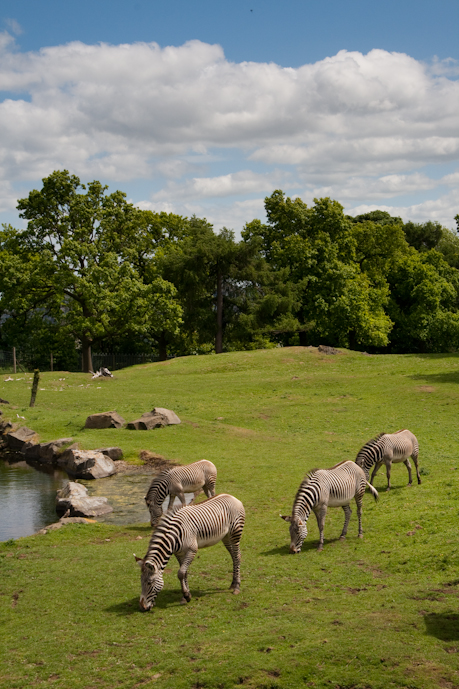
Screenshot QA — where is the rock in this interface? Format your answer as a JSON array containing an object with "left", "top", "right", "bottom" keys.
[
  {"left": 38, "top": 438, "right": 74, "bottom": 463},
  {"left": 127, "top": 412, "right": 166, "bottom": 430},
  {"left": 84, "top": 410, "right": 126, "bottom": 429},
  {"left": 56, "top": 482, "right": 113, "bottom": 517},
  {"left": 318, "top": 345, "right": 341, "bottom": 355},
  {"left": 153, "top": 407, "right": 181, "bottom": 425},
  {"left": 57, "top": 449, "right": 117, "bottom": 479},
  {"left": 127, "top": 407, "right": 180, "bottom": 430},
  {"left": 23, "top": 444, "right": 42, "bottom": 461},
  {"left": 6, "top": 426, "right": 38, "bottom": 451},
  {"left": 96, "top": 446, "right": 123, "bottom": 461},
  {"left": 0, "top": 419, "right": 13, "bottom": 435}
]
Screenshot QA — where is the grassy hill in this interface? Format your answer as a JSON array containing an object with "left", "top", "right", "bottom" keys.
[{"left": 2, "top": 346, "right": 459, "bottom": 689}]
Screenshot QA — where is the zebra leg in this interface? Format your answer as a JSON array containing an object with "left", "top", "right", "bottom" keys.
[
  {"left": 404, "top": 458, "right": 413, "bottom": 486},
  {"left": 190, "top": 488, "right": 203, "bottom": 504},
  {"left": 314, "top": 505, "right": 328, "bottom": 551},
  {"left": 370, "top": 461, "right": 383, "bottom": 485},
  {"left": 412, "top": 450, "right": 422, "bottom": 485},
  {"left": 385, "top": 461, "right": 392, "bottom": 491},
  {"left": 339, "top": 504, "right": 352, "bottom": 540},
  {"left": 166, "top": 494, "right": 175, "bottom": 512},
  {"left": 175, "top": 549, "right": 197, "bottom": 604},
  {"left": 355, "top": 494, "right": 364, "bottom": 538},
  {"left": 222, "top": 533, "right": 242, "bottom": 594}
]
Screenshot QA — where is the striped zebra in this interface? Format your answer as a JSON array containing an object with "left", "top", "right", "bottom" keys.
[
  {"left": 145, "top": 459, "right": 217, "bottom": 527},
  {"left": 355, "top": 429, "right": 420, "bottom": 491},
  {"left": 281, "top": 460, "right": 378, "bottom": 552},
  {"left": 135, "top": 494, "right": 245, "bottom": 610}
]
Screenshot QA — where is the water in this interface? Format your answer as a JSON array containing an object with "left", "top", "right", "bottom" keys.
[
  {"left": 0, "top": 457, "right": 68, "bottom": 541},
  {"left": 0, "top": 458, "right": 195, "bottom": 541}
]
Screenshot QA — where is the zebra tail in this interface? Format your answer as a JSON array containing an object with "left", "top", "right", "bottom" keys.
[{"left": 366, "top": 482, "right": 379, "bottom": 502}]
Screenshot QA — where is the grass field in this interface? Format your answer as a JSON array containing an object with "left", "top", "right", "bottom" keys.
[{"left": 2, "top": 346, "right": 459, "bottom": 689}]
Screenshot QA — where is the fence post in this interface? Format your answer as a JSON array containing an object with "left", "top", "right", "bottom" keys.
[
  {"left": 50, "top": 352, "right": 53, "bottom": 372},
  {"left": 13, "top": 347, "right": 16, "bottom": 374}
]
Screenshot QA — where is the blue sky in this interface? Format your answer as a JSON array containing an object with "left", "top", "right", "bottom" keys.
[{"left": 1, "top": 0, "right": 459, "bottom": 233}]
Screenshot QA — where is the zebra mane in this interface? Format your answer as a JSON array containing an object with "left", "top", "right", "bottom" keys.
[
  {"left": 356, "top": 432, "right": 386, "bottom": 458},
  {"left": 145, "top": 468, "right": 173, "bottom": 500}
]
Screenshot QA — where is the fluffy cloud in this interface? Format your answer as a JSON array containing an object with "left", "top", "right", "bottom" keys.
[{"left": 1, "top": 35, "right": 459, "bottom": 228}]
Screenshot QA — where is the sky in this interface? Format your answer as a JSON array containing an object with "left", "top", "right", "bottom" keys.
[{"left": 1, "top": 0, "right": 459, "bottom": 234}]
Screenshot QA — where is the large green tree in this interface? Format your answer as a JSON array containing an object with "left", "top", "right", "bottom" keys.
[
  {"left": 2, "top": 170, "right": 181, "bottom": 371},
  {"left": 243, "top": 191, "right": 393, "bottom": 349}
]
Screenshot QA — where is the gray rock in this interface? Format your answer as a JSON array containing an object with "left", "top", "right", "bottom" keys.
[
  {"left": 127, "top": 412, "right": 166, "bottom": 430},
  {"left": 318, "top": 345, "right": 341, "bottom": 355},
  {"left": 57, "top": 449, "right": 117, "bottom": 479},
  {"left": 0, "top": 419, "right": 13, "bottom": 435},
  {"left": 96, "top": 446, "right": 123, "bottom": 461},
  {"left": 153, "top": 407, "right": 181, "bottom": 425},
  {"left": 84, "top": 411, "right": 126, "bottom": 429},
  {"left": 38, "top": 438, "right": 74, "bottom": 463},
  {"left": 56, "top": 481, "right": 113, "bottom": 517},
  {"left": 6, "top": 426, "right": 38, "bottom": 451},
  {"left": 127, "top": 407, "right": 181, "bottom": 430},
  {"left": 23, "top": 443, "right": 42, "bottom": 461}
]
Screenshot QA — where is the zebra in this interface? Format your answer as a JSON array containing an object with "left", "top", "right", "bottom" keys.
[
  {"left": 355, "top": 429, "right": 420, "bottom": 491},
  {"left": 145, "top": 459, "right": 217, "bottom": 527},
  {"left": 135, "top": 494, "right": 245, "bottom": 610},
  {"left": 280, "top": 460, "right": 378, "bottom": 552}
]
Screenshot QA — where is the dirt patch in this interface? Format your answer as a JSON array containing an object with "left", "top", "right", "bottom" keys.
[
  {"left": 417, "top": 385, "right": 435, "bottom": 393},
  {"left": 114, "top": 453, "right": 180, "bottom": 475}
]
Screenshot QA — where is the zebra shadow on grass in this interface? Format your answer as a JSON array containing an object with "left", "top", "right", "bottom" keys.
[
  {"left": 423, "top": 611, "right": 459, "bottom": 641},
  {"left": 105, "top": 588, "right": 227, "bottom": 615},
  {"left": 261, "top": 537, "right": 354, "bottom": 556}
]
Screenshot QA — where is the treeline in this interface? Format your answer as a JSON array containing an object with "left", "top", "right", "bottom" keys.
[{"left": 1, "top": 170, "right": 459, "bottom": 371}]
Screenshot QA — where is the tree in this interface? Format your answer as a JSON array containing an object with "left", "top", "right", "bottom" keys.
[
  {"left": 158, "top": 218, "right": 264, "bottom": 354},
  {"left": 243, "top": 191, "right": 393, "bottom": 349},
  {"left": 5, "top": 170, "right": 181, "bottom": 371}
]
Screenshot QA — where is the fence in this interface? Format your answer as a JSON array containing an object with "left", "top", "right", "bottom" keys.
[{"left": 0, "top": 349, "right": 163, "bottom": 373}]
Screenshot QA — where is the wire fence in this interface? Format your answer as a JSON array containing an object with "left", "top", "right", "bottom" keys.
[{"left": 0, "top": 349, "right": 163, "bottom": 373}]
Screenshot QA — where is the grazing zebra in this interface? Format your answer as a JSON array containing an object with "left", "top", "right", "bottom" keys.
[
  {"left": 135, "top": 494, "right": 245, "bottom": 610},
  {"left": 280, "top": 460, "right": 378, "bottom": 552},
  {"left": 145, "top": 459, "right": 217, "bottom": 527},
  {"left": 355, "top": 429, "right": 420, "bottom": 491}
]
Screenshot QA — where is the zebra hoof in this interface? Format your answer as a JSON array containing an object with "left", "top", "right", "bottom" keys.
[
  {"left": 358, "top": 534, "right": 363, "bottom": 539},
  {"left": 339, "top": 535, "right": 346, "bottom": 540},
  {"left": 232, "top": 589, "right": 240, "bottom": 595},
  {"left": 180, "top": 596, "right": 190, "bottom": 605}
]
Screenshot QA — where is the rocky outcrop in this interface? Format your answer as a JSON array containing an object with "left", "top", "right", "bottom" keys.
[
  {"left": 37, "top": 516, "right": 96, "bottom": 534},
  {"left": 127, "top": 407, "right": 181, "bottom": 430},
  {"left": 96, "top": 446, "right": 123, "bottom": 461},
  {"left": 57, "top": 449, "right": 117, "bottom": 479},
  {"left": 84, "top": 411, "right": 126, "bottom": 429},
  {"left": 6, "top": 426, "right": 38, "bottom": 451},
  {"left": 318, "top": 345, "right": 342, "bottom": 355},
  {"left": 55, "top": 481, "right": 113, "bottom": 517}
]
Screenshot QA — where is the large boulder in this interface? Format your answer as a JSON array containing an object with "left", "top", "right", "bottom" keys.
[
  {"left": 153, "top": 407, "right": 181, "bottom": 425},
  {"left": 127, "top": 407, "right": 180, "bottom": 430},
  {"left": 84, "top": 411, "right": 125, "bottom": 429},
  {"left": 56, "top": 481, "right": 113, "bottom": 517},
  {"left": 96, "top": 446, "right": 123, "bottom": 461},
  {"left": 39, "top": 438, "right": 74, "bottom": 463},
  {"left": 57, "top": 449, "right": 117, "bottom": 479},
  {"left": 6, "top": 426, "right": 38, "bottom": 452}
]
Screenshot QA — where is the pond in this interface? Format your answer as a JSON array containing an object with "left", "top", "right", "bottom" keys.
[{"left": 0, "top": 457, "right": 194, "bottom": 541}]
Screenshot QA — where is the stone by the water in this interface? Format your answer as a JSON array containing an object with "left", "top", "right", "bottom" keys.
[
  {"left": 6, "top": 426, "right": 38, "bottom": 451},
  {"left": 56, "top": 481, "right": 113, "bottom": 517},
  {"left": 57, "top": 449, "right": 117, "bottom": 479},
  {"left": 96, "top": 446, "right": 123, "bottom": 461}
]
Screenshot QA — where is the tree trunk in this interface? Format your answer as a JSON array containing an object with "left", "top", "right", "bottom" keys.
[
  {"left": 158, "top": 331, "right": 168, "bottom": 361},
  {"left": 82, "top": 341, "right": 93, "bottom": 373},
  {"left": 29, "top": 369, "right": 40, "bottom": 407},
  {"left": 215, "top": 270, "right": 223, "bottom": 354}
]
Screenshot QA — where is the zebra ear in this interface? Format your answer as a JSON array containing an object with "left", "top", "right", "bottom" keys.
[
  {"left": 280, "top": 515, "right": 292, "bottom": 522},
  {"left": 134, "top": 554, "right": 143, "bottom": 566}
]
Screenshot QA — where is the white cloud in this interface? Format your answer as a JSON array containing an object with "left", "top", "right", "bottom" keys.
[{"left": 1, "top": 36, "right": 459, "bottom": 229}]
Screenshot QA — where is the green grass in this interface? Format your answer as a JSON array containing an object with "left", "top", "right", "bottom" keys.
[{"left": 2, "top": 346, "right": 459, "bottom": 688}]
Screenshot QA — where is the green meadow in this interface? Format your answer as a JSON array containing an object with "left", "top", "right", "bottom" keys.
[{"left": 2, "top": 346, "right": 459, "bottom": 689}]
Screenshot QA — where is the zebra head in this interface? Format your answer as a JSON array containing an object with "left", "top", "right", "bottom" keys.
[
  {"left": 144, "top": 497, "right": 162, "bottom": 528},
  {"left": 135, "top": 556, "right": 164, "bottom": 611},
  {"left": 280, "top": 515, "right": 308, "bottom": 554}
]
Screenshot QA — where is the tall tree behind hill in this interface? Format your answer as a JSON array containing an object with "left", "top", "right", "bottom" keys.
[
  {"left": 4, "top": 170, "right": 181, "bottom": 371},
  {"left": 243, "top": 191, "right": 393, "bottom": 350}
]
